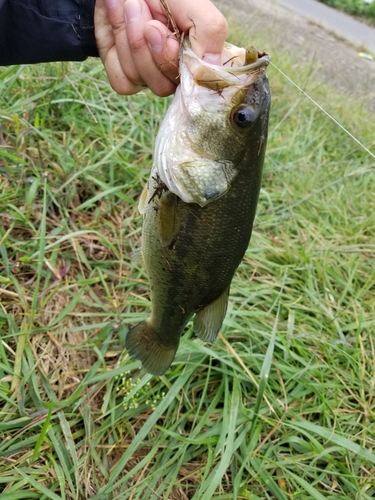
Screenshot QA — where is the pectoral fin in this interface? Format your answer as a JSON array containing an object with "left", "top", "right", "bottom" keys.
[
  {"left": 138, "top": 182, "right": 149, "bottom": 215},
  {"left": 194, "top": 287, "right": 230, "bottom": 342},
  {"left": 157, "top": 191, "right": 177, "bottom": 247},
  {"left": 131, "top": 249, "right": 144, "bottom": 265},
  {"left": 171, "top": 160, "right": 237, "bottom": 207}
]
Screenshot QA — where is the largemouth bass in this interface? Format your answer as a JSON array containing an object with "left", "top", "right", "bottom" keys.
[{"left": 126, "top": 39, "right": 271, "bottom": 375}]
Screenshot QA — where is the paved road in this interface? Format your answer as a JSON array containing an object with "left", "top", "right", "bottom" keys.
[{"left": 276, "top": 0, "right": 375, "bottom": 54}]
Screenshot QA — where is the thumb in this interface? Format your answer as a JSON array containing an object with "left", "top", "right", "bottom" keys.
[
  {"left": 194, "top": 20, "right": 228, "bottom": 65},
  {"left": 160, "top": 0, "right": 228, "bottom": 64},
  {"left": 189, "top": 17, "right": 228, "bottom": 64}
]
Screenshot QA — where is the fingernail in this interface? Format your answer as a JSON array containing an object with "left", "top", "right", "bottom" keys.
[
  {"left": 125, "top": 0, "right": 142, "bottom": 25},
  {"left": 203, "top": 53, "right": 222, "bottom": 65},
  {"left": 146, "top": 26, "right": 163, "bottom": 53},
  {"left": 105, "top": 0, "right": 118, "bottom": 9}
]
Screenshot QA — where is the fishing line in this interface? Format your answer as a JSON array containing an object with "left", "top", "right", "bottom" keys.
[{"left": 270, "top": 61, "right": 375, "bottom": 160}]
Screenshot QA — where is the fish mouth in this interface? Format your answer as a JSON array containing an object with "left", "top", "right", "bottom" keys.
[
  {"left": 224, "top": 53, "right": 270, "bottom": 73},
  {"left": 182, "top": 41, "right": 270, "bottom": 91},
  {"left": 182, "top": 39, "right": 270, "bottom": 71}
]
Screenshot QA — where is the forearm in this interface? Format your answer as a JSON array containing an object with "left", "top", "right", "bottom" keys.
[{"left": 0, "top": 0, "right": 99, "bottom": 65}]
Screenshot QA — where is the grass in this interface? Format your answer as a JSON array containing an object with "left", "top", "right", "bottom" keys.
[{"left": 1, "top": 25, "right": 375, "bottom": 499}]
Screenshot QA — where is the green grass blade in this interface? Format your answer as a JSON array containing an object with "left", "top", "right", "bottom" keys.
[
  {"left": 248, "top": 306, "right": 279, "bottom": 437},
  {"left": 197, "top": 376, "right": 240, "bottom": 500},
  {"left": 31, "top": 402, "right": 54, "bottom": 463},
  {"left": 16, "top": 468, "right": 64, "bottom": 500},
  {"left": 291, "top": 420, "right": 375, "bottom": 465}
]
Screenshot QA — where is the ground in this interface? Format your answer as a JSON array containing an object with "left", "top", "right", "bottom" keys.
[{"left": 217, "top": 0, "right": 375, "bottom": 111}]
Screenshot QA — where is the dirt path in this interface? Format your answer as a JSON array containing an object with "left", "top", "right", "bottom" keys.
[{"left": 215, "top": 0, "right": 375, "bottom": 111}]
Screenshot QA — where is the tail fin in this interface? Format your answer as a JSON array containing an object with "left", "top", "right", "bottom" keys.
[{"left": 125, "top": 320, "right": 178, "bottom": 376}]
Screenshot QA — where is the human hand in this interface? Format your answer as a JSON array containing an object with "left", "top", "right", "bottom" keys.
[{"left": 94, "top": 0, "right": 228, "bottom": 96}]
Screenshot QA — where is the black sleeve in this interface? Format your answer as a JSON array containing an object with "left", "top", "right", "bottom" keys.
[{"left": 0, "top": 0, "right": 99, "bottom": 65}]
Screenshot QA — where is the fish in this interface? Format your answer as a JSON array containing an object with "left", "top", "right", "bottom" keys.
[{"left": 126, "top": 38, "right": 271, "bottom": 375}]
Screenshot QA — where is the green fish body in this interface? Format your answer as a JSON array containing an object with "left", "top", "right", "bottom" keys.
[{"left": 126, "top": 40, "right": 271, "bottom": 375}]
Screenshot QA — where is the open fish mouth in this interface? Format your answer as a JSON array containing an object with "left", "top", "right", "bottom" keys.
[
  {"left": 182, "top": 41, "right": 270, "bottom": 90},
  {"left": 185, "top": 46, "right": 270, "bottom": 71}
]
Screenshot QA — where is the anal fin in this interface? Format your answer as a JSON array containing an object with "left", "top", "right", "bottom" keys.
[{"left": 193, "top": 287, "right": 230, "bottom": 342}]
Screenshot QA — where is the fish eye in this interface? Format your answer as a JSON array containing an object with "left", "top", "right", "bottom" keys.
[{"left": 231, "top": 105, "right": 255, "bottom": 129}]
